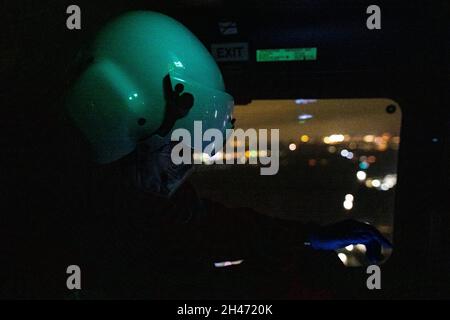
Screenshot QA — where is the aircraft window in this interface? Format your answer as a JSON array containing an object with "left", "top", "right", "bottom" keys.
[{"left": 190, "top": 99, "right": 401, "bottom": 267}]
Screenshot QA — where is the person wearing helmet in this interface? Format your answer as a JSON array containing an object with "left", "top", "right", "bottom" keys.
[{"left": 60, "top": 11, "right": 391, "bottom": 298}]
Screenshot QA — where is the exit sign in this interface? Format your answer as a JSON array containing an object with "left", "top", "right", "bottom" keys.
[
  {"left": 211, "top": 42, "right": 249, "bottom": 62},
  {"left": 256, "top": 47, "right": 317, "bottom": 62}
]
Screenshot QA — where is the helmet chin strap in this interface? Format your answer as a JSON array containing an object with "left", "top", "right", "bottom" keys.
[{"left": 155, "top": 74, "right": 194, "bottom": 137}]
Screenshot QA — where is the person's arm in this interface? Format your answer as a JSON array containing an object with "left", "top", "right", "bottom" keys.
[
  {"left": 152, "top": 182, "right": 317, "bottom": 264},
  {"left": 195, "top": 198, "right": 319, "bottom": 262},
  {"left": 143, "top": 182, "right": 392, "bottom": 265}
]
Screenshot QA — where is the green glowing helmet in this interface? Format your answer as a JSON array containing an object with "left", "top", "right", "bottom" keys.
[{"left": 66, "top": 11, "right": 234, "bottom": 163}]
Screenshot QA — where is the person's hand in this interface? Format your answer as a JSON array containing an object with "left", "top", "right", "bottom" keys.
[{"left": 308, "top": 219, "right": 393, "bottom": 264}]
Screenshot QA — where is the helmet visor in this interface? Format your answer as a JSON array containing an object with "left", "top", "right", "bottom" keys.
[{"left": 168, "top": 71, "right": 235, "bottom": 153}]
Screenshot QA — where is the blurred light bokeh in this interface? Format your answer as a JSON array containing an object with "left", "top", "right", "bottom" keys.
[{"left": 190, "top": 99, "right": 401, "bottom": 266}]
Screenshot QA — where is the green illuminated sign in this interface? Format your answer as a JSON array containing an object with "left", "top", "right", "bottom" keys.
[{"left": 256, "top": 47, "right": 317, "bottom": 62}]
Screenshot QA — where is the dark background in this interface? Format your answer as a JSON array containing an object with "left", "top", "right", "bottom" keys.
[{"left": 1, "top": 0, "right": 449, "bottom": 298}]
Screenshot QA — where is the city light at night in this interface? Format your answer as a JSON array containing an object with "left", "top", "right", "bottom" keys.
[{"left": 192, "top": 99, "right": 400, "bottom": 267}]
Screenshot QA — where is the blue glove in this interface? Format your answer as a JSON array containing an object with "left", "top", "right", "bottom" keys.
[{"left": 308, "top": 219, "right": 393, "bottom": 264}]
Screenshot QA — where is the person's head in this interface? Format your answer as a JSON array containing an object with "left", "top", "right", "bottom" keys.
[{"left": 65, "top": 11, "right": 234, "bottom": 197}]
